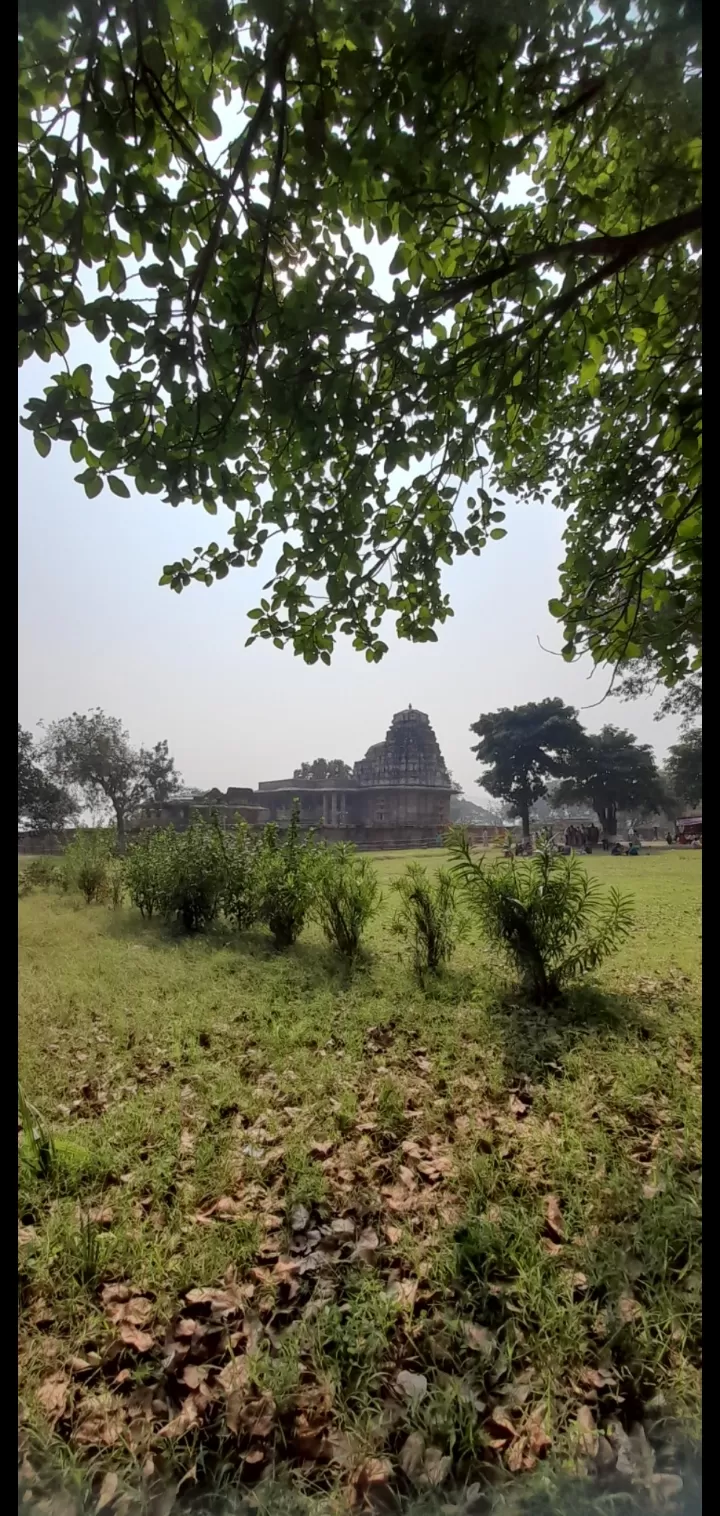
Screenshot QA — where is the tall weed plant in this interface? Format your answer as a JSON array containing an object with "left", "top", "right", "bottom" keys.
[
  {"left": 448, "top": 827, "right": 634, "bottom": 1003},
  {"left": 257, "top": 804, "right": 317, "bottom": 948},
  {"left": 62, "top": 829, "right": 116, "bottom": 903},
  {"left": 158, "top": 817, "right": 227, "bottom": 932},
  {"left": 221, "top": 819, "right": 262, "bottom": 931},
  {"left": 392, "top": 862, "right": 459, "bottom": 978},
  {"left": 313, "top": 843, "right": 379, "bottom": 959}
]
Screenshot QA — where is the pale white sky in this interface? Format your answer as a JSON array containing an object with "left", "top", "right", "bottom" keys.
[{"left": 18, "top": 208, "right": 682, "bottom": 801}]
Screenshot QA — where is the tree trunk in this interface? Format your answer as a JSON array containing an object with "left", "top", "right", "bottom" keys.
[
  {"left": 600, "top": 804, "right": 617, "bottom": 837},
  {"left": 115, "top": 808, "right": 126, "bottom": 854},
  {"left": 519, "top": 799, "right": 531, "bottom": 839}
]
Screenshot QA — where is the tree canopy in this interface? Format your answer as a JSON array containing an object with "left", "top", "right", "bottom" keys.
[
  {"left": 18, "top": 0, "right": 701, "bottom": 679},
  {"left": 470, "top": 697, "right": 586, "bottom": 836},
  {"left": 41, "top": 708, "right": 179, "bottom": 842},
  {"left": 553, "top": 723, "right": 665, "bottom": 834},
  {"left": 292, "top": 758, "right": 353, "bottom": 781},
  {"left": 664, "top": 726, "right": 701, "bottom": 810},
  {"left": 18, "top": 723, "right": 77, "bottom": 832}
]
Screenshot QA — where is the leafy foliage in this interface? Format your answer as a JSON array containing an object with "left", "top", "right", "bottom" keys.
[
  {"left": 293, "top": 759, "right": 353, "bottom": 781},
  {"left": 18, "top": 725, "right": 76, "bottom": 833},
  {"left": 124, "top": 828, "right": 170, "bottom": 918},
  {"left": 157, "top": 817, "right": 226, "bottom": 932},
  {"left": 257, "top": 803, "right": 317, "bottom": 948},
  {"left": 664, "top": 727, "right": 702, "bottom": 810},
  {"left": 448, "top": 829, "right": 634, "bottom": 1003},
  {"left": 554, "top": 725, "right": 666, "bottom": 836},
  {"left": 392, "top": 862, "right": 459, "bottom": 978},
  {"left": 62, "top": 828, "right": 116, "bottom": 903},
  {"left": 18, "top": 0, "right": 701, "bottom": 681},
  {"left": 220, "top": 819, "right": 262, "bottom": 931},
  {"left": 312, "top": 843, "right": 379, "bottom": 960},
  {"left": 42, "top": 710, "right": 179, "bottom": 844},
  {"left": 471, "top": 700, "right": 587, "bottom": 837}
]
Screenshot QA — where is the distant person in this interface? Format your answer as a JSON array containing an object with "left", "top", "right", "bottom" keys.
[
  {"left": 611, "top": 842, "right": 624, "bottom": 856},
  {"left": 628, "top": 842, "right": 640, "bottom": 856},
  {"left": 666, "top": 831, "right": 674, "bottom": 847},
  {"left": 601, "top": 834, "right": 610, "bottom": 852}
]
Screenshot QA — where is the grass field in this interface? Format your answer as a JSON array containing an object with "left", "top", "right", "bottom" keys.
[{"left": 18, "top": 850, "right": 701, "bottom": 1514}]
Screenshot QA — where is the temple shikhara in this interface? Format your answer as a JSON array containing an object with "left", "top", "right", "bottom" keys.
[{"left": 139, "top": 707, "right": 453, "bottom": 848}]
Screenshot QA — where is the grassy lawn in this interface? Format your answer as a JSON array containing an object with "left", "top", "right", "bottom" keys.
[{"left": 18, "top": 850, "right": 701, "bottom": 1514}]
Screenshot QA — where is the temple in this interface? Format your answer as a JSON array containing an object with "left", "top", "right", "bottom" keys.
[{"left": 137, "top": 707, "right": 453, "bottom": 849}]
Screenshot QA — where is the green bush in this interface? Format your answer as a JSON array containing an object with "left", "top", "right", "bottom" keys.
[
  {"left": 257, "top": 805, "right": 317, "bottom": 948},
  {"left": 23, "top": 857, "right": 61, "bottom": 889},
  {"left": 221, "top": 819, "right": 262, "bottom": 931},
  {"left": 448, "top": 828, "right": 634, "bottom": 1004},
  {"left": 62, "top": 829, "right": 115, "bottom": 903},
  {"left": 392, "top": 861, "right": 459, "bottom": 977},
  {"left": 158, "top": 817, "right": 227, "bottom": 933},
  {"left": 313, "top": 843, "right": 379, "bottom": 960},
  {"left": 125, "top": 828, "right": 172, "bottom": 919}
]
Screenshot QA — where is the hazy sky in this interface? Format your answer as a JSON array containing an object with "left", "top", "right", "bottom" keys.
[
  {"left": 18, "top": 380, "right": 680, "bottom": 802},
  {"left": 18, "top": 217, "right": 682, "bottom": 801}
]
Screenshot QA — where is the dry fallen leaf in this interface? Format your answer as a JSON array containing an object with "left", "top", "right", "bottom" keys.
[
  {"left": 88, "top": 1206, "right": 114, "bottom": 1226},
  {"left": 525, "top": 1413, "right": 552, "bottom": 1459},
  {"left": 74, "top": 1395, "right": 126, "bottom": 1448},
  {"left": 486, "top": 1408, "right": 516, "bottom": 1444},
  {"left": 95, "top": 1471, "right": 119, "bottom": 1512},
  {"left": 351, "top": 1227, "right": 379, "bottom": 1263},
  {"left": 36, "top": 1371, "right": 69, "bottom": 1424},
  {"left": 158, "top": 1397, "right": 199, "bottom": 1439},
  {"left": 395, "top": 1370, "right": 428, "bottom": 1403},
  {"left": 423, "top": 1447, "right": 452, "bottom": 1487},
  {"left": 508, "top": 1095, "right": 529, "bottom": 1118},
  {"left": 544, "top": 1194, "right": 564, "bottom": 1242},
  {"left": 106, "top": 1296, "right": 153, "bottom": 1328},
  {"left": 575, "top": 1405, "right": 599, "bottom": 1458},
  {"left": 291, "top": 1203, "right": 310, "bottom": 1232},
  {"left": 386, "top": 1278, "right": 418, "bottom": 1312},
  {"left": 399, "top": 1431, "right": 426, "bottom": 1482},
  {"left": 463, "top": 1322, "right": 496, "bottom": 1358},
  {"left": 385, "top": 1225, "right": 402, "bottom": 1245},
  {"left": 618, "top": 1290, "right": 642, "bottom": 1325},
  {"left": 118, "top": 1324, "right": 154, "bottom": 1354},
  {"left": 101, "top": 1284, "right": 131, "bottom": 1306}
]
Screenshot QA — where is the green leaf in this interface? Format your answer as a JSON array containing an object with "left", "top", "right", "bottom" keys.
[
  {"left": 33, "top": 433, "right": 51, "bottom": 458},
  {"left": 548, "top": 599, "right": 565, "bottom": 619},
  {"left": 84, "top": 475, "right": 104, "bottom": 500},
  {"left": 108, "top": 476, "right": 131, "bottom": 498}
]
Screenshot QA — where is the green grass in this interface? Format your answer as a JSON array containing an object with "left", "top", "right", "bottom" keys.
[{"left": 18, "top": 850, "right": 701, "bottom": 1513}]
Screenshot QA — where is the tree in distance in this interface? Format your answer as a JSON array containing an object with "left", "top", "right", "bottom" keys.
[
  {"left": 553, "top": 724, "right": 666, "bottom": 836},
  {"left": 470, "top": 699, "right": 588, "bottom": 839},
  {"left": 41, "top": 709, "right": 179, "bottom": 848},
  {"left": 18, "top": 724, "right": 76, "bottom": 834}
]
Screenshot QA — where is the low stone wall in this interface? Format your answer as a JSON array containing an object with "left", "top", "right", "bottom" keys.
[{"left": 18, "top": 830, "right": 74, "bottom": 855}]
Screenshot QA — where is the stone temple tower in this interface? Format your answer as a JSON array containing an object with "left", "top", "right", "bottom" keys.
[{"left": 353, "top": 707, "right": 452, "bottom": 831}]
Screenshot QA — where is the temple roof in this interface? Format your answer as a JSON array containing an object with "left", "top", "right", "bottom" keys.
[{"left": 354, "top": 707, "right": 452, "bottom": 789}]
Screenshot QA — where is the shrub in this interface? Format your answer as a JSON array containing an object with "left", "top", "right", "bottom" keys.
[
  {"left": 257, "top": 804, "right": 316, "bottom": 948},
  {"left": 24, "top": 857, "right": 61, "bottom": 888},
  {"left": 107, "top": 857, "right": 125, "bottom": 908},
  {"left": 125, "top": 828, "right": 172, "bottom": 919},
  {"left": 448, "top": 828, "right": 634, "bottom": 1004},
  {"left": 392, "top": 862, "right": 459, "bottom": 977},
  {"left": 221, "top": 820, "right": 262, "bottom": 931},
  {"left": 313, "top": 843, "right": 379, "bottom": 960},
  {"left": 158, "top": 817, "right": 227, "bottom": 933},
  {"left": 62, "top": 829, "right": 115, "bottom": 903}
]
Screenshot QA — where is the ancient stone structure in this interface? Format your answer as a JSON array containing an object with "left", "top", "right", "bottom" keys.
[
  {"left": 257, "top": 706, "right": 452, "bottom": 846},
  {"left": 115, "top": 707, "right": 452, "bottom": 849}
]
